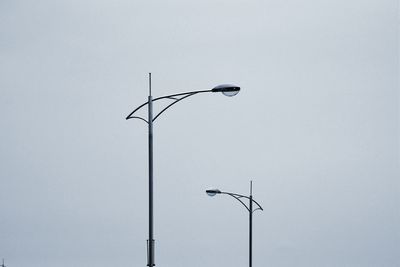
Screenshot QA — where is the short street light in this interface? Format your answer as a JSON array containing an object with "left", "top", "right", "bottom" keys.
[
  {"left": 206, "top": 181, "right": 263, "bottom": 267},
  {"left": 212, "top": 84, "right": 240, "bottom": 96},
  {"left": 206, "top": 189, "right": 221, "bottom": 196},
  {"left": 126, "top": 73, "right": 240, "bottom": 267}
]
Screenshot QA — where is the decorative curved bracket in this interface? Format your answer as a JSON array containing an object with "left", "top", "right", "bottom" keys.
[
  {"left": 226, "top": 193, "right": 251, "bottom": 212},
  {"left": 152, "top": 92, "right": 196, "bottom": 121},
  {"left": 128, "top": 116, "right": 149, "bottom": 124},
  {"left": 222, "top": 192, "right": 264, "bottom": 213},
  {"left": 126, "top": 89, "right": 212, "bottom": 122}
]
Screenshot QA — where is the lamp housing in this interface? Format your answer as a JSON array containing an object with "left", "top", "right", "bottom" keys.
[{"left": 212, "top": 84, "right": 240, "bottom": 97}]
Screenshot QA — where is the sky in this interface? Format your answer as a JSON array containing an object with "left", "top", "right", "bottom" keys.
[{"left": 0, "top": 0, "right": 399, "bottom": 266}]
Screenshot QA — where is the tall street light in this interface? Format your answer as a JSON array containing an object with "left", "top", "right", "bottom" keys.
[
  {"left": 206, "top": 181, "right": 263, "bottom": 267},
  {"left": 126, "top": 73, "right": 240, "bottom": 267}
]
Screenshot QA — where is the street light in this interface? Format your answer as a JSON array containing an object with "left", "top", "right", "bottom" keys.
[
  {"left": 212, "top": 84, "right": 240, "bottom": 96},
  {"left": 126, "top": 73, "right": 240, "bottom": 267},
  {"left": 206, "top": 181, "right": 263, "bottom": 267}
]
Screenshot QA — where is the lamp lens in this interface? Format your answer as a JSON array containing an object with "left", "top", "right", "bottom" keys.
[
  {"left": 222, "top": 90, "right": 239, "bottom": 97},
  {"left": 207, "top": 191, "right": 217, "bottom": 197}
]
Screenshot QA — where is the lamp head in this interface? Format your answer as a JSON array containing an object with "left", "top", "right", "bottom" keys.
[
  {"left": 212, "top": 84, "right": 240, "bottom": 97},
  {"left": 206, "top": 188, "right": 221, "bottom": 197}
]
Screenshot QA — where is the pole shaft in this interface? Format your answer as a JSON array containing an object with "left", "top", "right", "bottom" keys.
[
  {"left": 148, "top": 78, "right": 155, "bottom": 266},
  {"left": 249, "top": 193, "right": 253, "bottom": 267}
]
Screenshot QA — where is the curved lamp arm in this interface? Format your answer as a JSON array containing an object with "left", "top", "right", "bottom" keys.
[
  {"left": 125, "top": 89, "right": 212, "bottom": 123},
  {"left": 220, "top": 191, "right": 264, "bottom": 213},
  {"left": 126, "top": 84, "right": 240, "bottom": 123}
]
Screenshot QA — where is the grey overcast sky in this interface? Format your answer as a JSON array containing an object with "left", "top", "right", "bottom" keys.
[{"left": 0, "top": 0, "right": 399, "bottom": 266}]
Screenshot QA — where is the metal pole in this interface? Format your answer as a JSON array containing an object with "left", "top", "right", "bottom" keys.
[
  {"left": 249, "top": 181, "right": 253, "bottom": 267},
  {"left": 148, "top": 73, "right": 155, "bottom": 266}
]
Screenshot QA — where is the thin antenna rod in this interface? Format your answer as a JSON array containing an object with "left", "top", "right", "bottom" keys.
[
  {"left": 250, "top": 180, "right": 253, "bottom": 195},
  {"left": 149, "top": 72, "right": 152, "bottom": 96}
]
